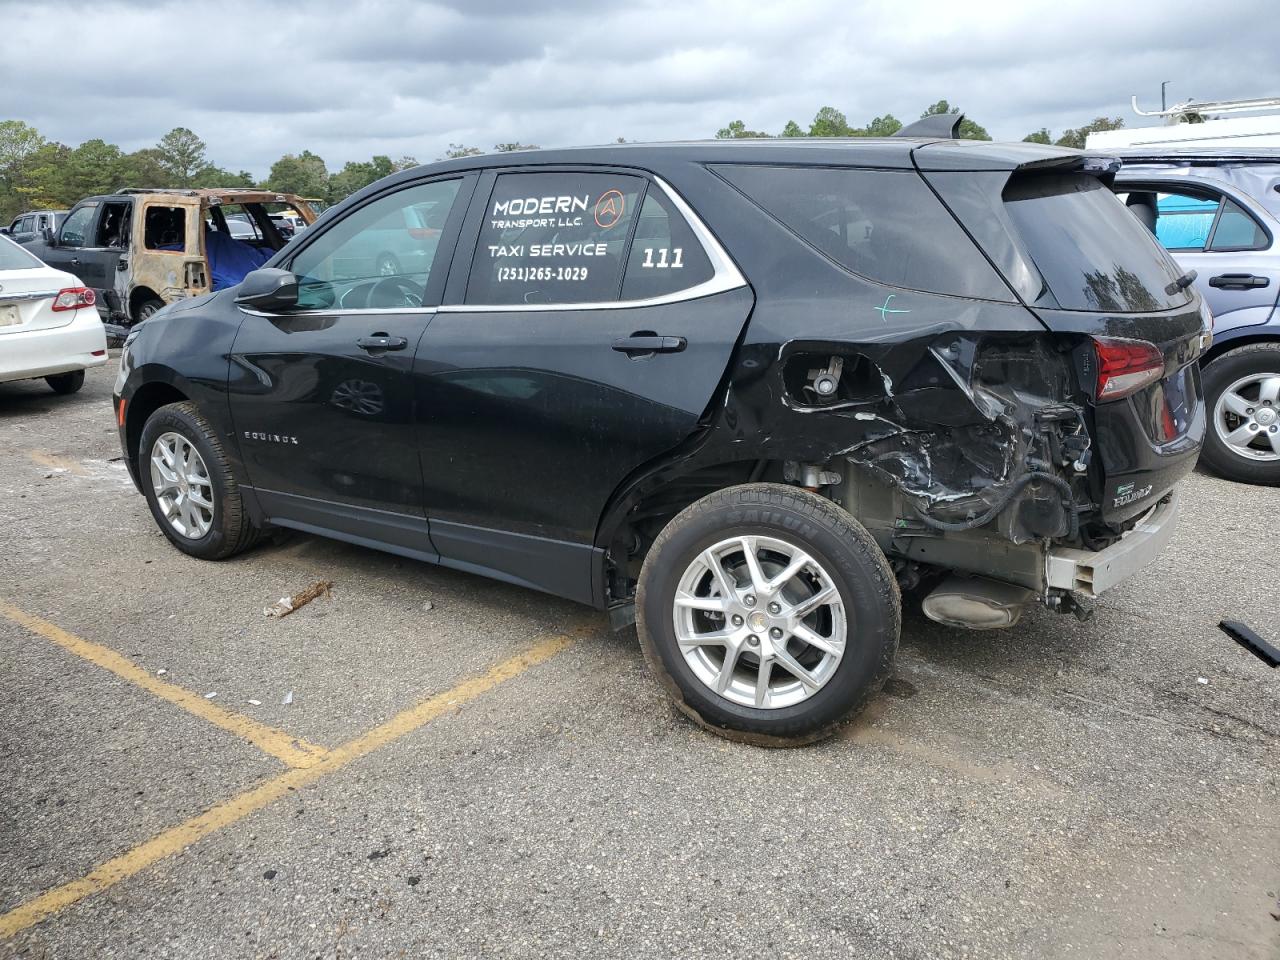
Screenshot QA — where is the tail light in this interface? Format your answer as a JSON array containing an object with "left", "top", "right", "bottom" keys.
[
  {"left": 1093, "top": 336, "right": 1165, "bottom": 401},
  {"left": 51, "top": 287, "right": 96, "bottom": 312}
]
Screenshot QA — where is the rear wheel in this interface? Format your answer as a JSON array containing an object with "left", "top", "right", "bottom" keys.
[
  {"left": 138, "top": 401, "right": 259, "bottom": 560},
  {"left": 45, "top": 370, "right": 85, "bottom": 395},
  {"left": 637, "top": 483, "right": 900, "bottom": 746},
  {"left": 1202, "top": 343, "right": 1280, "bottom": 485},
  {"left": 133, "top": 297, "right": 164, "bottom": 323}
]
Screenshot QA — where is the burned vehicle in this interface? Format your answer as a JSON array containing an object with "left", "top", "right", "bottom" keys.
[
  {"left": 113, "top": 125, "right": 1208, "bottom": 743},
  {"left": 26, "top": 188, "right": 317, "bottom": 336}
]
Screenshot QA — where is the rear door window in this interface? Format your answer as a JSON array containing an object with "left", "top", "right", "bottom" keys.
[
  {"left": 465, "top": 172, "right": 643, "bottom": 305},
  {"left": 712, "top": 164, "right": 1013, "bottom": 301},
  {"left": 1003, "top": 174, "right": 1191, "bottom": 313},
  {"left": 1153, "top": 192, "right": 1219, "bottom": 250}
]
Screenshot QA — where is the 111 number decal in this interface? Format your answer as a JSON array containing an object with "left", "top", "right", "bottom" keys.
[{"left": 640, "top": 246, "right": 684, "bottom": 269}]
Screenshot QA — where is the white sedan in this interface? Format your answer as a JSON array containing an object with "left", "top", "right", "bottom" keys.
[{"left": 0, "top": 235, "right": 107, "bottom": 394}]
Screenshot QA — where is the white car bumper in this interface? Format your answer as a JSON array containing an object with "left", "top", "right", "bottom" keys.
[
  {"left": 1045, "top": 492, "right": 1180, "bottom": 597},
  {"left": 0, "top": 310, "right": 108, "bottom": 383}
]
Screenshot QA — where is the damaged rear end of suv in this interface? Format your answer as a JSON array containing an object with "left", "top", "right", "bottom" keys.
[{"left": 614, "top": 135, "right": 1208, "bottom": 742}]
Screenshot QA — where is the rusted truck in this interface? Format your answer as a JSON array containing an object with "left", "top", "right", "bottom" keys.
[{"left": 26, "top": 188, "right": 318, "bottom": 336}]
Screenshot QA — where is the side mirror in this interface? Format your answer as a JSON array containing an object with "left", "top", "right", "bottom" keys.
[
  {"left": 235, "top": 268, "right": 298, "bottom": 312},
  {"left": 42, "top": 228, "right": 57, "bottom": 246},
  {"left": 0, "top": 227, "right": 9, "bottom": 236}
]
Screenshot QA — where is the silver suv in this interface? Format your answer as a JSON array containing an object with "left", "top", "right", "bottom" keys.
[{"left": 1114, "top": 150, "right": 1280, "bottom": 485}]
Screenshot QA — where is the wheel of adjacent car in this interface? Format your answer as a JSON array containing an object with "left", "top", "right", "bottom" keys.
[
  {"left": 45, "top": 370, "right": 85, "bottom": 395},
  {"left": 636, "top": 483, "right": 900, "bottom": 746},
  {"left": 138, "top": 401, "right": 260, "bottom": 560},
  {"left": 1201, "top": 343, "right": 1280, "bottom": 485},
  {"left": 134, "top": 297, "right": 164, "bottom": 323}
]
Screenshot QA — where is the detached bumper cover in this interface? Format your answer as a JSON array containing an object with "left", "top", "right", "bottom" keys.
[{"left": 1045, "top": 492, "right": 1180, "bottom": 597}]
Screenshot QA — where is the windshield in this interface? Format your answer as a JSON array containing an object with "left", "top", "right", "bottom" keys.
[
  {"left": 1003, "top": 173, "right": 1191, "bottom": 313},
  {"left": 0, "top": 236, "right": 42, "bottom": 270}
]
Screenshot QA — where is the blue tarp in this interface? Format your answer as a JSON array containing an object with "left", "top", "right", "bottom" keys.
[{"left": 205, "top": 227, "right": 273, "bottom": 291}]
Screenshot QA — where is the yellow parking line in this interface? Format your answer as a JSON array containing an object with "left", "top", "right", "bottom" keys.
[
  {"left": 0, "top": 627, "right": 580, "bottom": 939},
  {"left": 0, "top": 602, "right": 328, "bottom": 768}
]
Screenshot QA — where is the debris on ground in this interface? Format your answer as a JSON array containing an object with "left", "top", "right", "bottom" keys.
[
  {"left": 1220, "top": 620, "right": 1280, "bottom": 668},
  {"left": 264, "top": 580, "right": 334, "bottom": 619},
  {"left": 204, "top": 692, "right": 217, "bottom": 699},
  {"left": 422, "top": 601, "right": 435, "bottom": 612},
  {"left": 281, "top": 691, "right": 294, "bottom": 706},
  {"left": 247, "top": 699, "right": 261, "bottom": 706},
  {"left": 1196, "top": 677, "right": 1209, "bottom": 685},
  {"left": 156, "top": 668, "right": 167, "bottom": 676}
]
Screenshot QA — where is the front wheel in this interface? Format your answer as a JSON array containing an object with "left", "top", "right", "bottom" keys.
[
  {"left": 1201, "top": 343, "right": 1280, "bottom": 485},
  {"left": 636, "top": 483, "right": 900, "bottom": 746},
  {"left": 138, "top": 401, "right": 260, "bottom": 560}
]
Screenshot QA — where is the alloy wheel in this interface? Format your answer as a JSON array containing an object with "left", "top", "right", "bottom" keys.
[
  {"left": 672, "top": 535, "right": 847, "bottom": 709},
  {"left": 149, "top": 432, "right": 215, "bottom": 538},
  {"left": 1215, "top": 372, "right": 1280, "bottom": 461}
]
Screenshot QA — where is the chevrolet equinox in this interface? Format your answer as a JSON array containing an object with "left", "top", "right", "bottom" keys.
[{"left": 114, "top": 125, "right": 1209, "bottom": 744}]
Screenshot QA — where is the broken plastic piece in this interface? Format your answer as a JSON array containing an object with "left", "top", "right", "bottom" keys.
[
  {"left": 1219, "top": 620, "right": 1280, "bottom": 668},
  {"left": 281, "top": 691, "right": 294, "bottom": 705},
  {"left": 204, "top": 691, "right": 217, "bottom": 699},
  {"left": 247, "top": 699, "right": 262, "bottom": 706},
  {"left": 156, "top": 668, "right": 167, "bottom": 676},
  {"left": 264, "top": 580, "right": 334, "bottom": 618}
]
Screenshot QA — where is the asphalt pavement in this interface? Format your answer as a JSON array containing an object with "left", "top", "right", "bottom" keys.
[{"left": 1, "top": 359, "right": 1276, "bottom": 959}]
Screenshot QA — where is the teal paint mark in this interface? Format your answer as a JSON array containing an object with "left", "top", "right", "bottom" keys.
[{"left": 875, "top": 294, "right": 910, "bottom": 321}]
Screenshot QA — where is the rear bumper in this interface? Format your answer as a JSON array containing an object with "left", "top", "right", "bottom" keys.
[
  {"left": 0, "top": 312, "right": 108, "bottom": 382},
  {"left": 1045, "top": 491, "right": 1180, "bottom": 597}
]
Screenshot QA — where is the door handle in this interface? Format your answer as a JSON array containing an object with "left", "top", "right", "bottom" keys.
[
  {"left": 69, "top": 257, "right": 79, "bottom": 265},
  {"left": 612, "top": 334, "right": 687, "bottom": 356},
  {"left": 1209, "top": 273, "right": 1270, "bottom": 289},
  {"left": 356, "top": 334, "right": 408, "bottom": 352}
]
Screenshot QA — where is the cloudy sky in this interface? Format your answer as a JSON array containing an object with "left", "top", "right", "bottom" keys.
[{"left": 4, "top": 0, "right": 1279, "bottom": 177}]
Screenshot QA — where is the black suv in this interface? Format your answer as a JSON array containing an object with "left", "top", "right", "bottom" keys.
[{"left": 114, "top": 132, "right": 1208, "bottom": 744}]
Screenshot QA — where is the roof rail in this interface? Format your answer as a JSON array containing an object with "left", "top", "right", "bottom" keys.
[
  {"left": 893, "top": 113, "right": 964, "bottom": 139},
  {"left": 113, "top": 187, "right": 199, "bottom": 196}
]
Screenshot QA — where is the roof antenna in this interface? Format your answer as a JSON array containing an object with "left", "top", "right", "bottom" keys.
[{"left": 893, "top": 113, "right": 963, "bottom": 139}]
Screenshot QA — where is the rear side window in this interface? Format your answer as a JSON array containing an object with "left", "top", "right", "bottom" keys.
[
  {"left": 1004, "top": 174, "right": 1190, "bottom": 313},
  {"left": 144, "top": 206, "right": 186, "bottom": 251},
  {"left": 466, "top": 172, "right": 643, "bottom": 305},
  {"left": 712, "top": 164, "right": 1013, "bottom": 301},
  {"left": 621, "top": 189, "right": 714, "bottom": 300},
  {"left": 1209, "top": 199, "right": 1269, "bottom": 251}
]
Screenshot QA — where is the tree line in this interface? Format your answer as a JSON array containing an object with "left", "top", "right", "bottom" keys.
[
  {"left": 0, "top": 120, "right": 544, "bottom": 222},
  {"left": 1, "top": 103, "right": 1127, "bottom": 223},
  {"left": 714, "top": 100, "right": 1126, "bottom": 149}
]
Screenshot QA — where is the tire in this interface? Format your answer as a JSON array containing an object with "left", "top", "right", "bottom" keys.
[
  {"left": 1201, "top": 343, "right": 1280, "bottom": 485},
  {"left": 133, "top": 297, "right": 164, "bottom": 323},
  {"left": 138, "top": 401, "right": 260, "bottom": 560},
  {"left": 636, "top": 483, "right": 900, "bottom": 746},
  {"left": 45, "top": 370, "right": 85, "bottom": 395}
]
